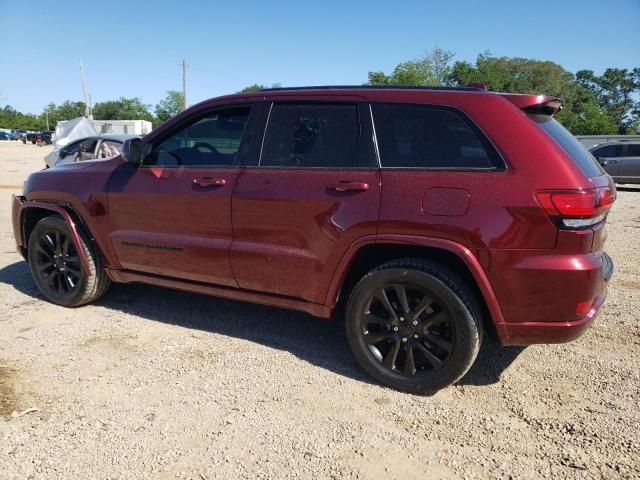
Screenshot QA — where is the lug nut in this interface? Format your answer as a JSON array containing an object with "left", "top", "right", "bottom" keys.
[
  {"left": 412, "top": 320, "right": 418, "bottom": 326},
  {"left": 402, "top": 337, "right": 407, "bottom": 343},
  {"left": 399, "top": 316, "right": 405, "bottom": 322},
  {"left": 413, "top": 334, "right": 419, "bottom": 339},
  {"left": 393, "top": 326, "right": 399, "bottom": 332}
]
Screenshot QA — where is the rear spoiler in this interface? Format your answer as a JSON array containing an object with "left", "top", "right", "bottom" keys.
[{"left": 499, "top": 93, "right": 563, "bottom": 115}]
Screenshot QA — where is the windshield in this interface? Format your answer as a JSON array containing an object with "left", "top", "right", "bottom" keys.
[{"left": 527, "top": 114, "right": 604, "bottom": 178}]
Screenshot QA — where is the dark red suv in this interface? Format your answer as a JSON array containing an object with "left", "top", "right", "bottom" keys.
[{"left": 11, "top": 86, "right": 615, "bottom": 392}]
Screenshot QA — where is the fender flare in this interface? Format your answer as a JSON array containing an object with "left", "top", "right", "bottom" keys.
[
  {"left": 17, "top": 199, "right": 93, "bottom": 276},
  {"left": 326, "top": 234, "right": 507, "bottom": 334}
]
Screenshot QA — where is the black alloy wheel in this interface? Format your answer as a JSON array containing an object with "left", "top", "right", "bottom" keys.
[
  {"left": 33, "top": 229, "right": 84, "bottom": 297},
  {"left": 345, "top": 259, "right": 482, "bottom": 393},
  {"left": 359, "top": 283, "right": 455, "bottom": 377}
]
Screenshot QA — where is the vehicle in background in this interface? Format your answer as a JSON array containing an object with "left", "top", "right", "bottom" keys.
[
  {"left": 56, "top": 119, "right": 153, "bottom": 137},
  {"left": 23, "top": 131, "right": 53, "bottom": 144},
  {"left": 590, "top": 142, "right": 640, "bottom": 185},
  {"left": 12, "top": 86, "right": 615, "bottom": 393},
  {"left": 44, "top": 134, "right": 136, "bottom": 168},
  {"left": 0, "top": 131, "right": 16, "bottom": 140}
]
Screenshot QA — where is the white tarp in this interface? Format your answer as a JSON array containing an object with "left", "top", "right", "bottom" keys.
[{"left": 53, "top": 117, "right": 97, "bottom": 149}]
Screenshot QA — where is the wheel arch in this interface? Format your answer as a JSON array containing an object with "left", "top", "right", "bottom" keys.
[
  {"left": 19, "top": 201, "right": 93, "bottom": 276},
  {"left": 327, "top": 235, "right": 507, "bottom": 341}
]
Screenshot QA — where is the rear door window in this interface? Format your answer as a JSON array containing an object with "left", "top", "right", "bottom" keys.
[
  {"left": 371, "top": 104, "right": 502, "bottom": 169},
  {"left": 260, "top": 103, "right": 361, "bottom": 168},
  {"left": 625, "top": 144, "right": 640, "bottom": 156},
  {"left": 528, "top": 114, "right": 604, "bottom": 178}
]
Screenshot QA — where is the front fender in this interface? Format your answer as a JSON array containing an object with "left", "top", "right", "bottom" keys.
[{"left": 13, "top": 195, "right": 92, "bottom": 276}]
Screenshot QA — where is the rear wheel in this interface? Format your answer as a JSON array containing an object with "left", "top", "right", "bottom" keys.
[
  {"left": 345, "top": 259, "right": 482, "bottom": 393},
  {"left": 27, "top": 215, "right": 110, "bottom": 307}
]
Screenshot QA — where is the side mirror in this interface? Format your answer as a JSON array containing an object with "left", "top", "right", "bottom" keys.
[
  {"left": 59, "top": 149, "right": 68, "bottom": 159},
  {"left": 121, "top": 137, "right": 143, "bottom": 165}
]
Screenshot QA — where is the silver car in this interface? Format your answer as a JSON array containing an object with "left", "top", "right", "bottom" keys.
[
  {"left": 590, "top": 142, "right": 640, "bottom": 185},
  {"left": 45, "top": 134, "right": 138, "bottom": 168}
]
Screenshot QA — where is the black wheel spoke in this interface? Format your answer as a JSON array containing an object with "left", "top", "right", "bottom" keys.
[
  {"left": 62, "top": 236, "right": 70, "bottom": 256},
  {"left": 403, "top": 345, "right": 416, "bottom": 376},
  {"left": 45, "top": 272, "right": 57, "bottom": 286},
  {"left": 43, "top": 234, "right": 55, "bottom": 252},
  {"left": 424, "top": 311, "right": 448, "bottom": 329},
  {"left": 37, "top": 261, "right": 53, "bottom": 273},
  {"left": 393, "top": 285, "right": 410, "bottom": 313},
  {"left": 362, "top": 313, "right": 388, "bottom": 325},
  {"left": 382, "top": 340, "right": 401, "bottom": 370},
  {"left": 66, "top": 265, "right": 82, "bottom": 277},
  {"left": 65, "top": 255, "right": 80, "bottom": 265},
  {"left": 375, "top": 288, "right": 397, "bottom": 320},
  {"left": 424, "top": 331, "right": 453, "bottom": 353},
  {"left": 363, "top": 332, "right": 395, "bottom": 345},
  {"left": 54, "top": 231, "right": 62, "bottom": 254},
  {"left": 411, "top": 294, "right": 434, "bottom": 319},
  {"left": 415, "top": 342, "right": 443, "bottom": 368}
]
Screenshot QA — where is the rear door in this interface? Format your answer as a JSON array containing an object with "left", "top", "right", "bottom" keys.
[
  {"left": 618, "top": 144, "right": 640, "bottom": 183},
  {"left": 230, "top": 101, "right": 380, "bottom": 304},
  {"left": 107, "top": 105, "right": 254, "bottom": 286},
  {"left": 591, "top": 144, "right": 623, "bottom": 179}
]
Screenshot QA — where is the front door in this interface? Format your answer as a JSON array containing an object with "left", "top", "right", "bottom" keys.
[
  {"left": 230, "top": 101, "right": 381, "bottom": 304},
  {"left": 107, "top": 105, "right": 253, "bottom": 286}
]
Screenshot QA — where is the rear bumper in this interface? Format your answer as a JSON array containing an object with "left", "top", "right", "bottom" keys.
[{"left": 493, "top": 251, "right": 613, "bottom": 345}]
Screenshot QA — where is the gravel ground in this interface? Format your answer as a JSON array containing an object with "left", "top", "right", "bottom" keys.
[{"left": 0, "top": 141, "right": 639, "bottom": 479}]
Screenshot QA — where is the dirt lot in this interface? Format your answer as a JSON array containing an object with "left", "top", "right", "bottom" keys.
[{"left": 0, "top": 140, "right": 638, "bottom": 479}]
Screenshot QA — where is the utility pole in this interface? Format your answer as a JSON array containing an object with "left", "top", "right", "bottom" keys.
[
  {"left": 79, "top": 59, "right": 92, "bottom": 119},
  {"left": 181, "top": 58, "right": 188, "bottom": 111}
]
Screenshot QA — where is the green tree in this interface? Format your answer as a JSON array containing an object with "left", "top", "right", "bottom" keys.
[
  {"left": 237, "top": 82, "right": 282, "bottom": 93},
  {"left": 576, "top": 68, "right": 640, "bottom": 133},
  {"left": 154, "top": 90, "right": 185, "bottom": 125},
  {"left": 448, "top": 53, "right": 617, "bottom": 135},
  {"left": 368, "top": 47, "right": 455, "bottom": 86},
  {"left": 93, "top": 97, "right": 154, "bottom": 122}
]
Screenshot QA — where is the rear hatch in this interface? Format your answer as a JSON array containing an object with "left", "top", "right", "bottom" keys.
[{"left": 525, "top": 111, "right": 615, "bottom": 281}]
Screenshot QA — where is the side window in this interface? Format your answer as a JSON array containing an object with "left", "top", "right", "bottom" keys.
[
  {"left": 260, "top": 103, "right": 360, "bottom": 168},
  {"left": 625, "top": 144, "right": 640, "bottom": 156},
  {"left": 78, "top": 138, "right": 98, "bottom": 160},
  {"left": 372, "top": 104, "right": 502, "bottom": 169},
  {"left": 593, "top": 144, "right": 623, "bottom": 157},
  {"left": 64, "top": 140, "right": 82, "bottom": 155},
  {"left": 145, "top": 107, "right": 250, "bottom": 167},
  {"left": 98, "top": 140, "right": 123, "bottom": 158}
]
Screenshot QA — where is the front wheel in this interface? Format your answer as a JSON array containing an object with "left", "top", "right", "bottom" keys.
[
  {"left": 345, "top": 259, "right": 482, "bottom": 393},
  {"left": 27, "top": 215, "right": 110, "bottom": 307}
]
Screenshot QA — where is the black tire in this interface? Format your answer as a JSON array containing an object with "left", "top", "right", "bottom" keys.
[
  {"left": 27, "top": 215, "right": 110, "bottom": 307},
  {"left": 345, "top": 259, "right": 482, "bottom": 394}
]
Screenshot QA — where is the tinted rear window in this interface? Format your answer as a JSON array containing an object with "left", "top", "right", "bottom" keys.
[
  {"left": 626, "top": 144, "right": 640, "bottom": 156},
  {"left": 528, "top": 114, "right": 604, "bottom": 178},
  {"left": 261, "top": 103, "right": 360, "bottom": 168},
  {"left": 592, "top": 144, "right": 623, "bottom": 158},
  {"left": 372, "top": 104, "right": 502, "bottom": 169}
]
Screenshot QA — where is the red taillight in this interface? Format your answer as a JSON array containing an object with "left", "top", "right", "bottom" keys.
[{"left": 535, "top": 187, "right": 615, "bottom": 229}]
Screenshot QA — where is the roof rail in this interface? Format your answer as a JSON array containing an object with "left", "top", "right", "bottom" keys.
[{"left": 258, "top": 85, "right": 486, "bottom": 92}]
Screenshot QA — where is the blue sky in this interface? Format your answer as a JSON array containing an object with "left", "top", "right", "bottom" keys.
[{"left": 1, "top": 0, "right": 638, "bottom": 114}]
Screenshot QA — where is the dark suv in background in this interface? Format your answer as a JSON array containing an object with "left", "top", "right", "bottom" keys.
[
  {"left": 590, "top": 141, "right": 640, "bottom": 184},
  {"left": 12, "top": 86, "right": 615, "bottom": 393}
]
